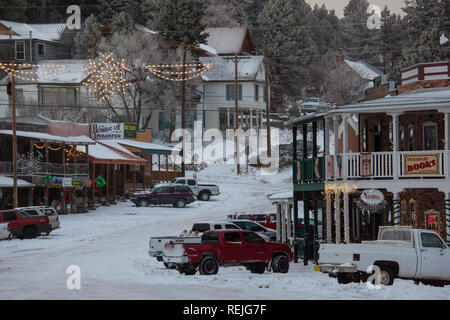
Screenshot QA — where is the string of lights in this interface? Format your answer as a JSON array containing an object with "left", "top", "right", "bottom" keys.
[
  {"left": 146, "top": 63, "right": 210, "bottom": 82},
  {"left": 0, "top": 62, "right": 67, "bottom": 81}
]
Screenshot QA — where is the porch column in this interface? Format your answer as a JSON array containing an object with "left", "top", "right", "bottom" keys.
[
  {"left": 227, "top": 107, "right": 230, "bottom": 128},
  {"left": 444, "top": 112, "right": 449, "bottom": 180},
  {"left": 342, "top": 115, "right": 349, "bottom": 180},
  {"left": 326, "top": 191, "right": 332, "bottom": 243},
  {"left": 446, "top": 194, "right": 450, "bottom": 242},
  {"left": 166, "top": 154, "right": 169, "bottom": 183},
  {"left": 324, "top": 118, "right": 330, "bottom": 179},
  {"left": 391, "top": 113, "right": 400, "bottom": 179},
  {"left": 281, "top": 203, "right": 287, "bottom": 243},
  {"left": 334, "top": 190, "right": 341, "bottom": 244},
  {"left": 250, "top": 108, "right": 253, "bottom": 130},
  {"left": 333, "top": 117, "right": 339, "bottom": 178},
  {"left": 287, "top": 204, "right": 292, "bottom": 239},
  {"left": 343, "top": 190, "right": 350, "bottom": 243},
  {"left": 393, "top": 192, "right": 401, "bottom": 226},
  {"left": 276, "top": 203, "right": 282, "bottom": 242}
]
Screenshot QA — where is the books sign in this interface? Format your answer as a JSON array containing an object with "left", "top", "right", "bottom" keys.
[
  {"left": 91, "top": 123, "right": 124, "bottom": 139},
  {"left": 403, "top": 154, "right": 440, "bottom": 175}
]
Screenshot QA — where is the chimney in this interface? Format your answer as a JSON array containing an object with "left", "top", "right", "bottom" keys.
[{"left": 336, "top": 49, "right": 345, "bottom": 65}]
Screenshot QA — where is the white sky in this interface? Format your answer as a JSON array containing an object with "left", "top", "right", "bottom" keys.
[{"left": 305, "top": 0, "right": 404, "bottom": 18}]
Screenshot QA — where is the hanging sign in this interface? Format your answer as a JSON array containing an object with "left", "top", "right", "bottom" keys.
[
  {"left": 72, "top": 178, "right": 83, "bottom": 187},
  {"left": 62, "top": 178, "right": 72, "bottom": 187},
  {"left": 124, "top": 123, "right": 137, "bottom": 138},
  {"left": 95, "top": 176, "right": 107, "bottom": 188},
  {"left": 360, "top": 153, "right": 372, "bottom": 177},
  {"left": 91, "top": 123, "right": 124, "bottom": 139},
  {"left": 403, "top": 154, "right": 440, "bottom": 175},
  {"left": 357, "top": 189, "right": 386, "bottom": 211}
]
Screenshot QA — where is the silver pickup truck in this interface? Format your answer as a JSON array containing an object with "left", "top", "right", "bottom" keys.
[
  {"left": 170, "top": 177, "right": 220, "bottom": 201},
  {"left": 148, "top": 221, "right": 240, "bottom": 268}
]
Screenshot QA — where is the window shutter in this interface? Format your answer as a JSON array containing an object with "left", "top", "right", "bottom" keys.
[
  {"left": 263, "top": 86, "right": 267, "bottom": 102},
  {"left": 226, "top": 84, "right": 230, "bottom": 101},
  {"left": 254, "top": 85, "right": 259, "bottom": 101},
  {"left": 238, "top": 84, "right": 242, "bottom": 101}
]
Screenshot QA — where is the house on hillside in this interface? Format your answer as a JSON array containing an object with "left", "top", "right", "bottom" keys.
[{"left": 0, "top": 20, "right": 72, "bottom": 64}]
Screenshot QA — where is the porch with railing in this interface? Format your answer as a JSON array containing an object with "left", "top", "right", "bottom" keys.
[
  {"left": 0, "top": 161, "right": 89, "bottom": 176},
  {"left": 326, "top": 150, "right": 446, "bottom": 180}
]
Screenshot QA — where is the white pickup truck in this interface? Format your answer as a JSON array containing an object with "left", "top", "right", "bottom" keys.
[
  {"left": 0, "top": 222, "right": 11, "bottom": 240},
  {"left": 317, "top": 226, "right": 450, "bottom": 286},
  {"left": 170, "top": 177, "right": 220, "bottom": 201},
  {"left": 148, "top": 221, "right": 240, "bottom": 267}
]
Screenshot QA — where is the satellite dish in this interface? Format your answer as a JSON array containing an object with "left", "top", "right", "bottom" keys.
[{"left": 440, "top": 33, "right": 449, "bottom": 45}]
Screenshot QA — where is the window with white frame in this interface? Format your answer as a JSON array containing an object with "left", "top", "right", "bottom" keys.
[
  {"left": 15, "top": 41, "right": 25, "bottom": 60},
  {"left": 423, "top": 122, "right": 438, "bottom": 150}
]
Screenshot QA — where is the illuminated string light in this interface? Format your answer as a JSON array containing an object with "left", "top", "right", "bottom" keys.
[
  {"left": 146, "top": 63, "right": 210, "bottom": 82},
  {"left": 0, "top": 62, "right": 66, "bottom": 82},
  {"left": 82, "top": 52, "right": 131, "bottom": 101}
]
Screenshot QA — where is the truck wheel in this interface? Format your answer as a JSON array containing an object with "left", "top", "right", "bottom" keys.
[
  {"left": 379, "top": 267, "right": 395, "bottom": 286},
  {"left": 178, "top": 264, "right": 197, "bottom": 275},
  {"left": 199, "top": 257, "right": 219, "bottom": 275},
  {"left": 174, "top": 199, "right": 186, "bottom": 208},
  {"left": 139, "top": 199, "right": 149, "bottom": 207},
  {"left": 22, "top": 226, "right": 37, "bottom": 239},
  {"left": 250, "top": 263, "right": 266, "bottom": 274},
  {"left": 163, "top": 262, "right": 176, "bottom": 269},
  {"left": 337, "top": 273, "right": 352, "bottom": 284},
  {"left": 199, "top": 191, "right": 210, "bottom": 201},
  {"left": 271, "top": 254, "right": 289, "bottom": 273}
]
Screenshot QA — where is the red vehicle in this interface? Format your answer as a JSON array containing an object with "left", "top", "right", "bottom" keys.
[
  {"left": 227, "top": 212, "right": 277, "bottom": 230},
  {"left": 0, "top": 209, "right": 52, "bottom": 239},
  {"left": 163, "top": 230, "right": 293, "bottom": 275}
]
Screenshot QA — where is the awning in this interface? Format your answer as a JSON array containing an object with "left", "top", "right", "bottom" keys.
[
  {"left": 104, "top": 139, "right": 177, "bottom": 155},
  {"left": 77, "top": 142, "right": 146, "bottom": 165},
  {"left": 0, "top": 175, "right": 32, "bottom": 188},
  {"left": 0, "top": 130, "right": 94, "bottom": 145}
]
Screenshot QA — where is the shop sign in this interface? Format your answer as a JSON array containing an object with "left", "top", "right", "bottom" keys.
[
  {"left": 403, "top": 154, "right": 440, "bottom": 175},
  {"left": 62, "top": 178, "right": 72, "bottom": 187},
  {"left": 124, "top": 123, "right": 137, "bottom": 138},
  {"left": 72, "top": 178, "right": 83, "bottom": 187},
  {"left": 357, "top": 189, "right": 386, "bottom": 212},
  {"left": 51, "top": 176, "right": 63, "bottom": 187},
  {"left": 360, "top": 153, "right": 372, "bottom": 177},
  {"left": 91, "top": 123, "right": 124, "bottom": 140}
]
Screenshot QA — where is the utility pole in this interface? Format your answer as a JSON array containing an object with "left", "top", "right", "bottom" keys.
[
  {"left": 181, "top": 46, "right": 187, "bottom": 177},
  {"left": 234, "top": 53, "right": 240, "bottom": 175},
  {"left": 265, "top": 62, "right": 271, "bottom": 157},
  {"left": 11, "top": 72, "right": 18, "bottom": 208}
]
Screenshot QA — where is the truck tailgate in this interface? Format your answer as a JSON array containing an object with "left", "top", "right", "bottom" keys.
[{"left": 318, "top": 244, "right": 361, "bottom": 264}]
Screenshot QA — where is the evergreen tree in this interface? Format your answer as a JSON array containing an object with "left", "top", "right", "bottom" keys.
[
  {"left": 151, "top": 0, "right": 208, "bottom": 45},
  {"left": 73, "top": 14, "right": 102, "bottom": 59},
  {"left": 257, "top": 0, "right": 317, "bottom": 95},
  {"left": 0, "top": 0, "right": 27, "bottom": 22}
]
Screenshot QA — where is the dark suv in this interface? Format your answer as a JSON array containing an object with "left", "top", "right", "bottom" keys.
[{"left": 131, "top": 185, "right": 196, "bottom": 208}]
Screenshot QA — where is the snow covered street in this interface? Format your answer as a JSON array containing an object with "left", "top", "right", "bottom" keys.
[{"left": 1, "top": 166, "right": 449, "bottom": 299}]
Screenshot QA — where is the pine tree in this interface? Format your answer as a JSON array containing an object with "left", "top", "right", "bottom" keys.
[
  {"left": 0, "top": 0, "right": 27, "bottom": 22},
  {"left": 257, "top": 0, "right": 317, "bottom": 95},
  {"left": 73, "top": 14, "right": 102, "bottom": 59},
  {"left": 151, "top": 0, "right": 208, "bottom": 45}
]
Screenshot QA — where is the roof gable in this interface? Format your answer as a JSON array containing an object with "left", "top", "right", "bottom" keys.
[
  {"left": 204, "top": 27, "right": 254, "bottom": 55},
  {"left": 0, "top": 20, "right": 66, "bottom": 42}
]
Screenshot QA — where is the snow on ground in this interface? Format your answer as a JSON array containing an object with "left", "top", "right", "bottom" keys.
[{"left": 0, "top": 165, "right": 449, "bottom": 299}]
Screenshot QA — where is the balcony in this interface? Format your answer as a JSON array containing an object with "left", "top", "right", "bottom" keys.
[
  {"left": 326, "top": 150, "right": 446, "bottom": 180},
  {"left": 0, "top": 161, "right": 89, "bottom": 176}
]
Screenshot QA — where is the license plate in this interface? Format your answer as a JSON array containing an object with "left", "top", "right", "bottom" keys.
[{"left": 314, "top": 265, "right": 320, "bottom": 272}]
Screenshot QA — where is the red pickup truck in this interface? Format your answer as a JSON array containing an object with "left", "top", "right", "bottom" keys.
[
  {"left": 0, "top": 209, "right": 52, "bottom": 239},
  {"left": 163, "top": 230, "right": 293, "bottom": 275}
]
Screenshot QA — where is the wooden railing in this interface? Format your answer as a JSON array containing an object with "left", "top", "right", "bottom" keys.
[{"left": 0, "top": 161, "right": 89, "bottom": 176}]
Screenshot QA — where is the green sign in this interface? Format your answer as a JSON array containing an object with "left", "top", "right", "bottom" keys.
[
  {"left": 124, "top": 123, "right": 137, "bottom": 138},
  {"left": 43, "top": 174, "right": 53, "bottom": 181},
  {"left": 95, "top": 176, "right": 107, "bottom": 188},
  {"left": 72, "top": 178, "right": 83, "bottom": 187}
]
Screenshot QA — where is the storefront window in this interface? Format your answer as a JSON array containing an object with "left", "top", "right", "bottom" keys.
[
  {"left": 423, "top": 122, "right": 437, "bottom": 150},
  {"left": 409, "top": 199, "right": 416, "bottom": 226}
]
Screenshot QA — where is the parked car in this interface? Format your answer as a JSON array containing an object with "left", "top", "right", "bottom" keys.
[
  {"left": 228, "top": 219, "right": 277, "bottom": 241},
  {"left": 131, "top": 185, "right": 196, "bottom": 208},
  {"left": 170, "top": 177, "right": 220, "bottom": 201},
  {"left": 163, "top": 230, "right": 293, "bottom": 275},
  {"left": 300, "top": 97, "right": 330, "bottom": 113},
  {"left": 126, "top": 188, "right": 153, "bottom": 199},
  {"left": 149, "top": 220, "right": 240, "bottom": 267},
  {"left": 228, "top": 212, "right": 277, "bottom": 230},
  {"left": 16, "top": 206, "right": 60, "bottom": 232},
  {"left": 0, "top": 209, "right": 51, "bottom": 239},
  {"left": 316, "top": 226, "right": 450, "bottom": 286},
  {"left": 0, "top": 222, "right": 11, "bottom": 240}
]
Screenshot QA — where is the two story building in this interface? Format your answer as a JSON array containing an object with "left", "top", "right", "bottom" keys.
[{"left": 287, "top": 60, "right": 450, "bottom": 263}]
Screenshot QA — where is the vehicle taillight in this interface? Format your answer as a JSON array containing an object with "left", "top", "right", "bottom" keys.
[{"left": 353, "top": 253, "right": 360, "bottom": 261}]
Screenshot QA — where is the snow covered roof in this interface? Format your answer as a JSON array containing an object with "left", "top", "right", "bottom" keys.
[
  {"left": 0, "top": 20, "right": 66, "bottom": 42},
  {"left": 267, "top": 191, "right": 293, "bottom": 201},
  {"left": 0, "top": 175, "right": 32, "bottom": 188},
  {"left": 344, "top": 59, "right": 383, "bottom": 81},
  {"left": 0, "top": 130, "right": 94, "bottom": 144},
  {"left": 108, "top": 139, "right": 176, "bottom": 155},
  {"left": 77, "top": 143, "right": 146, "bottom": 165},
  {"left": 200, "top": 56, "right": 264, "bottom": 82},
  {"left": 205, "top": 27, "right": 249, "bottom": 55}
]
